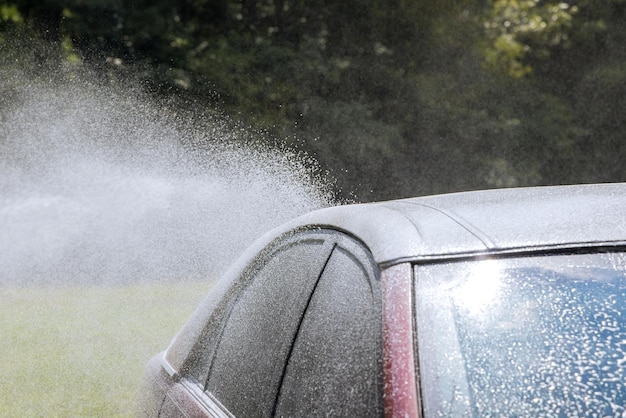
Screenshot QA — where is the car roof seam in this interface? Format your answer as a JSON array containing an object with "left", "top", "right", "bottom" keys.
[
  {"left": 379, "top": 240, "right": 626, "bottom": 268},
  {"left": 392, "top": 201, "right": 497, "bottom": 249},
  {"left": 375, "top": 201, "right": 424, "bottom": 240}
]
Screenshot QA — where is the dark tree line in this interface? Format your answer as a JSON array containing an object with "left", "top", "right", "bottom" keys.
[{"left": 1, "top": 0, "right": 625, "bottom": 200}]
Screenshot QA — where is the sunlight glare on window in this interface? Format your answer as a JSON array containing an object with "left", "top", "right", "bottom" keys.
[{"left": 453, "top": 259, "right": 503, "bottom": 318}]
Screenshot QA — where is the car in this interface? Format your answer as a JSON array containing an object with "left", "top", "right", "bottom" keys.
[{"left": 138, "top": 183, "right": 626, "bottom": 417}]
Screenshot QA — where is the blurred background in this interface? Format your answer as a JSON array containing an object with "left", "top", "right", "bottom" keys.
[{"left": 1, "top": 0, "right": 625, "bottom": 201}]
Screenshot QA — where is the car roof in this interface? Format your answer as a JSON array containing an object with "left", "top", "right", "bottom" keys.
[
  {"left": 162, "top": 183, "right": 626, "bottom": 372},
  {"left": 278, "top": 183, "right": 626, "bottom": 266}
]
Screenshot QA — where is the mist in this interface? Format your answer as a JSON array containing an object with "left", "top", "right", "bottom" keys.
[{"left": 0, "top": 60, "right": 334, "bottom": 286}]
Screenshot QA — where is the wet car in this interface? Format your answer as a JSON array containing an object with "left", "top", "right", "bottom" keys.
[{"left": 139, "top": 183, "right": 626, "bottom": 417}]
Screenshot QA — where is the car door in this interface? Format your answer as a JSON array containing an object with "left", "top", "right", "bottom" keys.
[
  {"left": 274, "top": 232, "right": 384, "bottom": 417},
  {"left": 160, "top": 229, "right": 383, "bottom": 417},
  {"left": 158, "top": 229, "right": 334, "bottom": 417},
  {"left": 201, "top": 230, "right": 338, "bottom": 417}
]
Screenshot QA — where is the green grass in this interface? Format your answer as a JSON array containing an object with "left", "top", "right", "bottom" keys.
[{"left": 0, "top": 281, "right": 211, "bottom": 417}]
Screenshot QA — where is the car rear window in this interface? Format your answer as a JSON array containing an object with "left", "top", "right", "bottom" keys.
[{"left": 414, "top": 252, "right": 626, "bottom": 417}]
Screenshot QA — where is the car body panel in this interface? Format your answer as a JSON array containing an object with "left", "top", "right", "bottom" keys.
[
  {"left": 381, "top": 263, "right": 420, "bottom": 418},
  {"left": 269, "top": 183, "right": 626, "bottom": 265},
  {"left": 161, "top": 380, "right": 232, "bottom": 418},
  {"left": 139, "top": 354, "right": 174, "bottom": 417}
]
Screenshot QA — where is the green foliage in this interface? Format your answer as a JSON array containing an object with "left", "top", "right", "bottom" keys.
[
  {"left": 482, "top": 0, "right": 579, "bottom": 78},
  {"left": 1, "top": 0, "right": 625, "bottom": 200},
  {"left": 0, "top": 4, "right": 21, "bottom": 23}
]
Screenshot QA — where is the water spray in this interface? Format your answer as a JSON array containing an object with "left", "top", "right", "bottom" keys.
[{"left": 0, "top": 51, "right": 334, "bottom": 285}]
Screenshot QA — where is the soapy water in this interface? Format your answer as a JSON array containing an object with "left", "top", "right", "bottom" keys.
[{"left": 0, "top": 63, "right": 335, "bottom": 285}]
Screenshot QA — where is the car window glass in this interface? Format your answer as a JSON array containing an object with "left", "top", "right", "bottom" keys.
[
  {"left": 275, "top": 238, "right": 383, "bottom": 417},
  {"left": 415, "top": 252, "right": 626, "bottom": 417},
  {"left": 204, "top": 234, "right": 332, "bottom": 417}
]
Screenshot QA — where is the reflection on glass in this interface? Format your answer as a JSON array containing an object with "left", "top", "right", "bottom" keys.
[
  {"left": 453, "top": 259, "right": 503, "bottom": 318},
  {"left": 415, "top": 252, "right": 626, "bottom": 417}
]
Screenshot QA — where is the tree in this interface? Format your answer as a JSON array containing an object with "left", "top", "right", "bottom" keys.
[{"left": 1, "top": 0, "right": 625, "bottom": 200}]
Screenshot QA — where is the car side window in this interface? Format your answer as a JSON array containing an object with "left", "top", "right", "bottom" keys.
[
  {"left": 203, "top": 231, "right": 334, "bottom": 417},
  {"left": 274, "top": 234, "right": 383, "bottom": 417}
]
